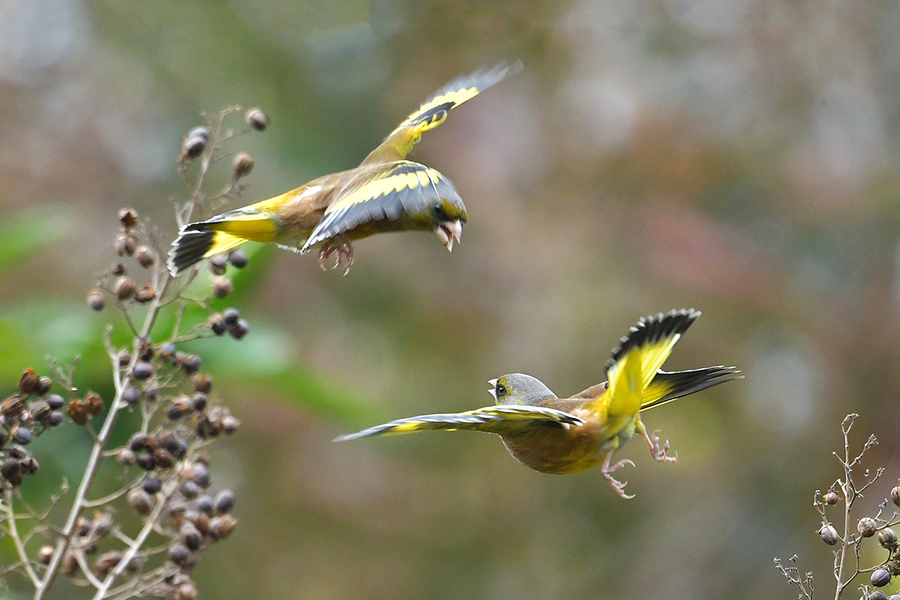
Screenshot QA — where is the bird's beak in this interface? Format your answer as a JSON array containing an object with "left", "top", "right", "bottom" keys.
[
  {"left": 435, "top": 220, "right": 463, "bottom": 252},
  {"left": 487, "top": 378, "right": 498, "bottom": 400}
]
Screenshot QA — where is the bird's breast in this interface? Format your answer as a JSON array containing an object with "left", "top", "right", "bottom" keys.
[{"left": 501, "top": 415, "right": 610, "bottom": 475}]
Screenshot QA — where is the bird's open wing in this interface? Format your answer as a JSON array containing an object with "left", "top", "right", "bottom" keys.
[
  {"left": 360, "top": 61, "right": 521, "bottom": 165},
  {"left": 334, "top": 404, "right": 584, "bottom": 442},
  {"left": 300, "top": 161, "right": 461, "bottom": 252},
  {"left": 601, "top": 309, "right": 701, "bottom": 417}
]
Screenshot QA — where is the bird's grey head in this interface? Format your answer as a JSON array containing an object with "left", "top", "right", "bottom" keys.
[{"left": 487, "top": 373, "right": 556, "bottom": 406}]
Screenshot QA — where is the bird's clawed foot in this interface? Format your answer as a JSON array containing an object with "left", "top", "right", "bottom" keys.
[
  {"left": 318, "top": 235, "right": 354, "bottom": 275},
  {"left": 645, "top": 429, "right": 677, "bottom": 463},
  {"left": 601, "top": 458, "right": 635, "bottom": 499}
]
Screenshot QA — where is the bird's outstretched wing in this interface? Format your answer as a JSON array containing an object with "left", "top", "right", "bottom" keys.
[
  {"left": 360, "top": 61, "right": 522, "bottom": 165},
  {"left": 334, "top": 404, "right": 584, "bottom": 442},
  {"left": 301, "top": 161, "right": 462, "bottom": 252},
  {"left": 601, "top": 309, "right": 700, "bottom": 418}
]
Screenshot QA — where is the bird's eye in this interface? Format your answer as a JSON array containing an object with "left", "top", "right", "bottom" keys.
[
  {"left": 432, "top": 205, "right": 448, "bottom": 221},
  {"left": 495, "top": 383, "right": 507, "bottom": 397}
]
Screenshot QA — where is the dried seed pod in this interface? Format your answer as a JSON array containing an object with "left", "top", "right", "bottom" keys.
[
  {"left": 189, "top": 510, "right": 210, "bottom": 536},
  {"left": 191, "top": 462, "right": 211, "bottom": 488},
  {"left": 46, "top": 394, "right": 65, "bottom": 410},
  {"left": 29, "top": 400, "right": 51, "bottom": 422},
  {"left": 870, "top": 591, "right": 889, "bottom": 600},
  {"left": 196, "top": 495, "right": 214, "bottom": 515},
  {"left": 892, "top": 485, "right": 900, "bottom": 507},
  {"left": 192, "top": 373, "right": 212, "bottom": 393},
  {"left": 67, "top": 399, "right": 87, "bottom": 425},
  {"left": 114, "top": 276, "right": 136, "bottom": 300},
  {"left": 128, "top": 488, "right": 155, "bottom": 515},
  {"left": 12, "top": 426, "right": 32, "bottom": 445},
  {"left": 19, "top": 455, "right": 38, "bottom": 475},
  {"left": 137, "top": 452, "right": 155, "bottom": 471},
  {"left": 1, "top": 459, "right": 21, "bottom": 481},
  {"left": 245, "top": 107, "right": 269, "bottom": 131},
  {"left": 134, "top": 285, "right": 157, "bottom": 303},
  {"left": 87, "top": 289, "right": 106, "bottom": 311},
  {"left": 75, "top": 516, "right": 92, "bottom": 536},
  {"left": 62, "top": 551, "right": 78, "bottom": 576},
  {"left": 122, "top": 385, "right": 142, "bottom": 405},
  {"left": 111, "top": 262, "right": 126, "bottom": 276},
  {"left": 2, "top": 394, "right": 25, "bottom": 417},
  {"left": 180, "top": 521, "right": 202, "bottom": 550},
  {"left": 90, "top": 511, "right": 115, "bottom": 538},
  {"left": 47, "top": 411, "right": 64, "bottom": 427},
  {"left": 818, "top": 524, "right": 839, "bottom": 545},
  {"left": 118, "top": 448, "right": 136, "bottom": 466},
  {"left": 168, "top": 543, "right": 191, "bottom": 567},
  {"left": 159, "top": 342, "right": 177, "bottom": 363},
  {"left": 137, "top": 339, "right": 154, "bottom": 361},
  {"left": 222, "top": 414, "right": 240, "bottom": 434},
  {"left": 114, "top": 231, "right": 137, "bottom": 257},
  {"left": 880, "top": 527, "right": 898, "bottom": 549},
  {"left": 180, "top": 480, "right": 201, "bottom": 500},
  {"left": 228, "top": 318, "right": 249, "bottom": 340},
  {"left": 211, "top": 276, "right": 233, "bottom": 298},
  {"left": 118, "top": 351, "right": 132, "bottom": 367},
  {"left": 18, "top": 369, "right": 39, "bottom": 395},
  {"left": 222, "top": 307, "right": 240, "bottom": 325},
  {"left": 232, "top": 152, "right": 254, "bottom": 178},
  {"left": 118, "top": 208, "right": 139, "bottom": 229},
  {"left": 35, "top": 376, "right": 52, "bottom": 396},
  {"left": 208, "top": 313, "right": 226, "bottom": 336},
  {"left": 167, "top": 397, "right": 191, "bottom": 420},
  {"left": 132, "top": 361, "right": 155, "bottom": 380},
  {"left": 38, "top": 545, "right": 54, "bottom": 565},
  {"left": 210, "top": 514, "right": 237, "bottom": 540},
  {"left": 129, "top": 432, "right": 149, "bottom": 451},
  {"left": 208, "top": 253, "right": 227, "bottom": 275},
  {"left": 178, "top": 353, "right": 202, "bottom": 374},
  {"left": 135, "top": 245, "right": 155, "bottom": 267},
  {"left": 859, "top": 517, "right": 878, "bottom": 537},
  {"left": 84, "top": 392, "right": 103, "bottom": 417},
  {"left": 153, "top": 448, "right": 176, "bottom": 469},
  {"left": 182, "top": 135, "right": 206, "bottom": 160},
  {"left": 190, "top": 392, "right": 207, "bottom": 413},
  {"left": 174, "top": 581, "right": 198, "bottom": 600},
  {"left": 873, "top": 568, "right": 892, "bottom": 587},
  {"left": 141, "top": 477, "right": 162, "bottom": 495},
  {"left": 186, "top": 126, "right": 209, "bottom": 142},
  {"left": 214, "top": 489, "right": 235, "bottom": 514},
  {"left": 227, "top": 249, "right": 247, "bottom": 269}
]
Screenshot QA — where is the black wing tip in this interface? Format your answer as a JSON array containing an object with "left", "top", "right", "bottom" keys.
[
  {"left": 427, "top": 59, "right": 523, "bottom": 103},
  {"left": 167, "top": 228, "right": 216, "bottom": 276},
  {"left": 606, "top": 309, "right": 701, "bottom": 371}
]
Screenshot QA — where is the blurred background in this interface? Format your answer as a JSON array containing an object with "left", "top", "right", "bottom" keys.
[{"left": 2, "top": 0, "right": 900, "bottom": 598}]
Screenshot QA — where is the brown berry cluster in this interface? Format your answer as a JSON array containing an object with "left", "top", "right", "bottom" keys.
[
  {"left": 0, "top": 369, "right": 66, "bottom": 489},
  {"left": 88, "top": 208, "right": 161, "bottom": 310}
]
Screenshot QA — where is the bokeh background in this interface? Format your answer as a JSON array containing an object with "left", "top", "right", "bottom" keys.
[{"left": 2, "top": 0, "right": 900, "bottom": 598}]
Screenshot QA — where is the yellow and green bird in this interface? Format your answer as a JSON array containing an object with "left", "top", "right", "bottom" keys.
[
  {"left": 168, "top": 62, "right": 520, "bottom": 276},
  {"left": 335, "top": 309, "right": 740, "bottom": 498}
]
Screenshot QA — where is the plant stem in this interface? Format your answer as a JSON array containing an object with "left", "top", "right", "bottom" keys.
[{"left": 33, "top": 275, "right": 172, "bottom": 600}]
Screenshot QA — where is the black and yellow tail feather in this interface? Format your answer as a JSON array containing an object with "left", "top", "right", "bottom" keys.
[
  {"left": 168, "top": 211, "right": 280, "bottom": 275},
  {"left": 641, "top": 366, "right": 741, "bottom": 411}
]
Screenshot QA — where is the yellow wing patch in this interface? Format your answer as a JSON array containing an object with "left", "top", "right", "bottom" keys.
[
  {"left": 602, "top": 309, "right": 701, "bottom": 417},
  {"left": 301, "top": 162, "right": 462, "bottom": 252}
]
